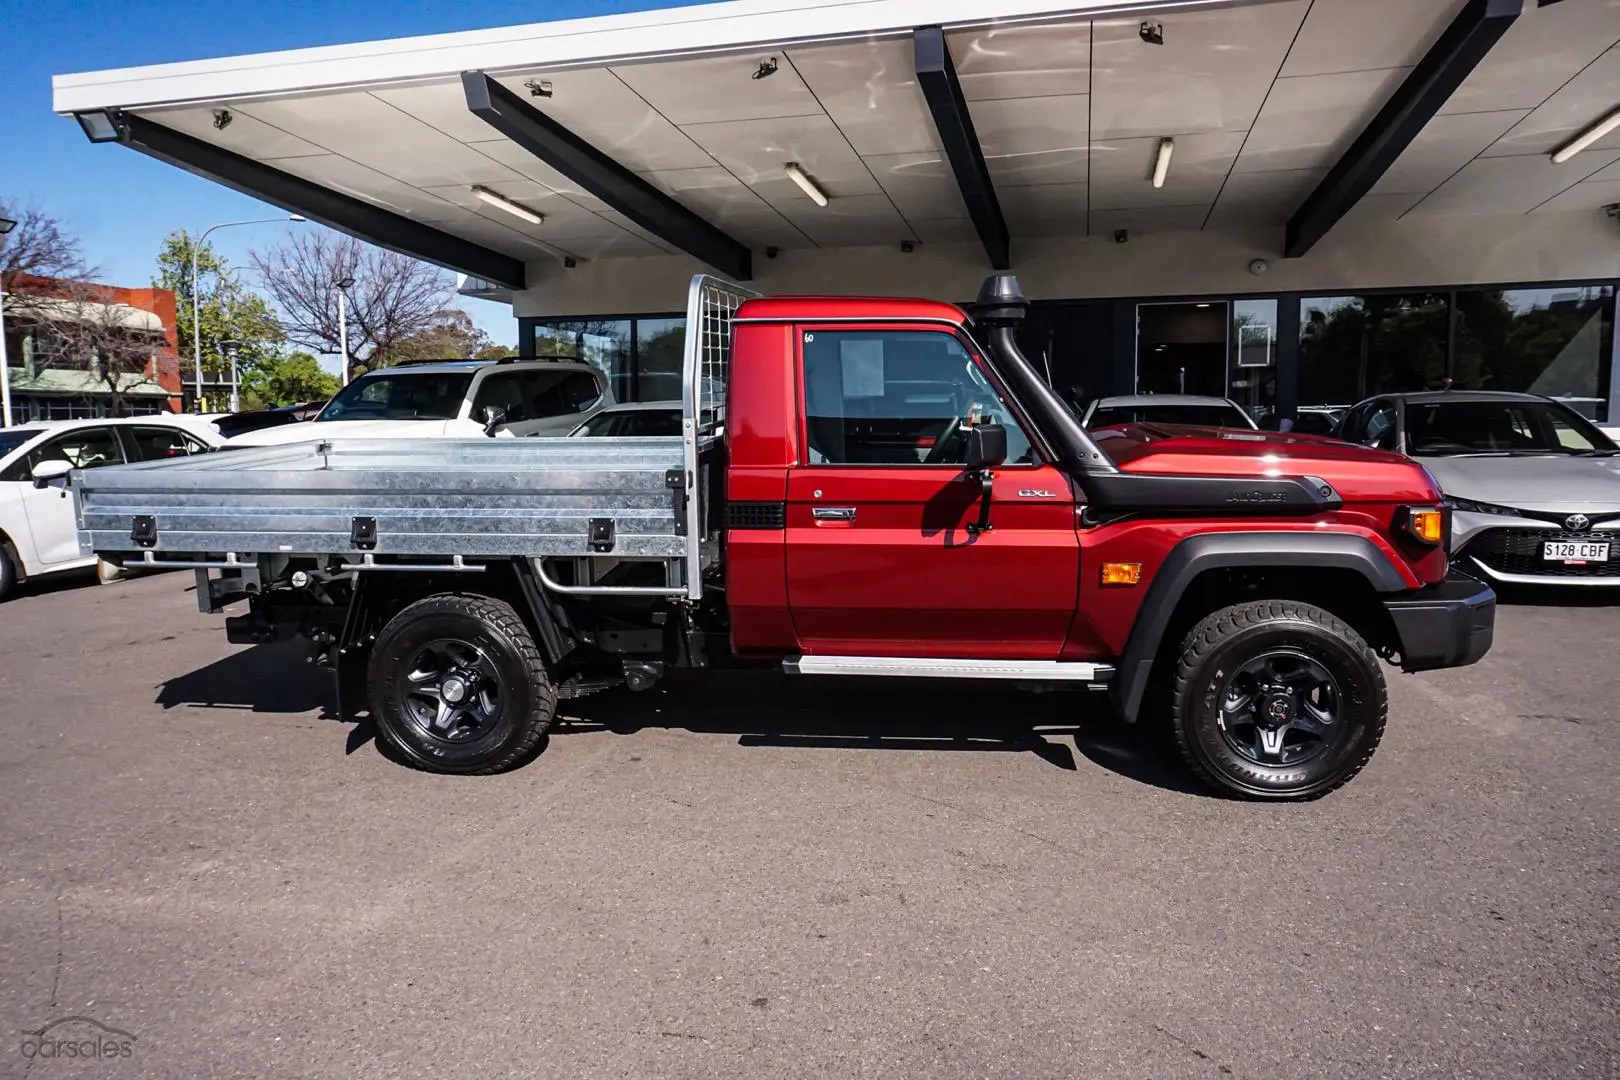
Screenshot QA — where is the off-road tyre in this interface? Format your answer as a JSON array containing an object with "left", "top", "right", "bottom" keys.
[
  {"left": 1171, "top": 600, "right": 1387, "bottom": 800},
  {"left": 367, "top": 593, "right": 556, "bottom": 774}
]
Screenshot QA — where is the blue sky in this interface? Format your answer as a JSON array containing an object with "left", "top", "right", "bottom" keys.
[{"left": 0, "top": 0, "right": 689, "bottom": 348}]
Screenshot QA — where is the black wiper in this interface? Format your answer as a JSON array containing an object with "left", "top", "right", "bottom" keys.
[{"left": 1576, "top": 449, "right": 1620, "bottom": 457}]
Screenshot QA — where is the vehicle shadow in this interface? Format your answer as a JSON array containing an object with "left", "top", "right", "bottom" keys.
[
  {"left": 153, "top": 650, "right": 1206, "bottom": 795},
  {"left": 558, "top": 670, "right": 1208, "bottom": 795},
  {"left": 155, "top": 642, "right": 339, "bottom": 718}
]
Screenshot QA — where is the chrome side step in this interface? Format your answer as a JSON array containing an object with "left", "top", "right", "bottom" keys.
[{"left": 784, "top": 656, "right": 1114, "bottom": 683}]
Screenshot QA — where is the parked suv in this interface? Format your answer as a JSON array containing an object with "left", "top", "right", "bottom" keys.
[
  {"left": 1337, "top": 390, "right": 1620, "bottom": 585},
  {"left": 227, "top": 358, "right": 611, "bottom": 447}
]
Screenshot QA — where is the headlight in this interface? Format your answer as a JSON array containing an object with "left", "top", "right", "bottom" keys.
[{"left": 1441, "top": 495, "right": 1517, "bottom": 516}]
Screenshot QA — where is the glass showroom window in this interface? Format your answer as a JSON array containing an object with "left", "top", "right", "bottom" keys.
[
  {"left": 635, "top": 317, "right": 686, "bottom": 403},
  {"left": 531, "top": 319, "right": 632, "bottom": 402},
  {"left": 1453, "top": 286, "right": 1615, "bottom": 422},
  {"left": 1229, "top": 299, "right": 1278, "bottom": 426},
  {"left": 1300, "top": 293, "right": 1449, "bottom": 411}
]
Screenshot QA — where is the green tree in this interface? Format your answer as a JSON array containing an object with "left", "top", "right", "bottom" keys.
[
  {"left": 382, "top": 309, "right": 510, "bottom": 366},
  {"left": 154, "top": 231, "right": 283, "bottom": 399},
  {"left": 244, "top": 351, "right": 340, "bottom": 406}
]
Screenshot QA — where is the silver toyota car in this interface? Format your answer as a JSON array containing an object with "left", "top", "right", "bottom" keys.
[{"left": 1337, "top": 390, "right": 1620, "bottom": 586}]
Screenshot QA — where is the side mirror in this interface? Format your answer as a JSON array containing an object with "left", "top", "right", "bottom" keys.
[
  {"left": 965, "top": 423, "right": 1008, "bottom": 471},
  {"left": 481, "top": 405, "right": 507, "bottom": 436},
  {"left": 31, "top": 459, "right": 72, "bottom": 489}
]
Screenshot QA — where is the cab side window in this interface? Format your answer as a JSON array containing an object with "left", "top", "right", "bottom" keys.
[
  {"left": 1362, "top": 401, "right": 1399, "bottom": 451},
  {"left": 800, "top": 330, "right": 1035, "bottom": 466}
]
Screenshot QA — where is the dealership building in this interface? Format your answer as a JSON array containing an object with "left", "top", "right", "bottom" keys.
[{"left": 52, "top": 0, "right": 1620, "bottom": 425}]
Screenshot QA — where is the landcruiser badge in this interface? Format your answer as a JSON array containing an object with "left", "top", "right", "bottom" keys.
[
  {"left": 1566, "top": 514, "right": 1592, "bottom": 532},
  {"left": 1018, "top": 489, "right": 1056, "bottom": 498}
]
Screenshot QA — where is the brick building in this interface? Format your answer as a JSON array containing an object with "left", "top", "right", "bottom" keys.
[{"left": 3, "top": 276, "right": 183, "bottom": 424}]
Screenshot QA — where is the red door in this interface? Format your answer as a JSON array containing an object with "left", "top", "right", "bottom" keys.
[{"left": 783, "top": 325, "right": 1080, "bottom": 658}]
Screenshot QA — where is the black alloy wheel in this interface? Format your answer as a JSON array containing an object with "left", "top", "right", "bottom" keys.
[
  {"left": 1171, "top": 600, "right": 1387, "bottom": 800},
  {"left": 367, "top": 593, "right": 556, "bottom": 774}
]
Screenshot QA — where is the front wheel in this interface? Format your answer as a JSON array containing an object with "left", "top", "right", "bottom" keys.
[
  {"left": 367, "top": 593, "right": 556, "bottom": 774},
  {"left": 1171, "top": 600, "right": 1387, "bottom": 800}
]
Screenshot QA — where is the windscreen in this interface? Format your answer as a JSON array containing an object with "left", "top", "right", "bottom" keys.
[
  {"left": 1088, "top": 404, "right": 1252, "bottom": 429},
  {"left": 1405, "top": 400, "right": 1616, "bottom": 455},
  {"left": 316, "top": 372, "right": 475, "bottom": 422},
  {"left": 0, "top": 429, "right": 44, "bottom": 456}
]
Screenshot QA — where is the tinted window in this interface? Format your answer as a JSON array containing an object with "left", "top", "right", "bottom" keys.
[
  {"left": 1300, "top": 293, "right": 1448, "bottom": 411},
  {"left": 3, "top": 427, "right": 128, "bottom": 481},
  {"left": 318, "top": 372, "right": 475, "bottom": 421},
  {"left": 801, "top": 330, "right": 1034, "bottom": 466},
  {"left": 573, "top": 409, "right": 681, "bottom": 437},
  {"left": 1362, "top": 402, "right": 1398, "bottom": 451},
  {"left": 0, "top": 429, "right": 44, "bottom": 458},
  {"left": 129, "top": 426, "right": 209, "bottom": 460},
  {"left": 1405, "top": 400, "right": 1613, "bottom": 455},
  {"left": 531, "top": 320, "right": 632, "bottom": 401},
  {"left": 1087, "top": 404, "right": 1252, "bottom": 429},
  {"left": 1454, "top": 287, "right": 1614, "bottom": 423}
]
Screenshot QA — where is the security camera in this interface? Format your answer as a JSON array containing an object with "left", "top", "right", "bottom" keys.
[
  {"left": 1249, "top": 258, "right": 1270, "bottom": 276},
  {"left": 1139, "top": 21, "right": 1164, "bottom": 45},
  {"left": 212, "top": 108, "right": 233, "bottom": 131},
  {"left": 900, "top": 240, "right": 916, "bottom": 254},
  {"left": 1114, "top": 229, "right": 1129, "bottom": 244},
  {"left": 563, "top": 256, "right": 578, "bottom": 269},
  {"left": 523, "top": 80, "right": 554, "bottom": 99}
]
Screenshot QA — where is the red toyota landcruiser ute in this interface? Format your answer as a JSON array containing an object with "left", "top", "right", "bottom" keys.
[{"left": 79, "top": 274, "right": 1495, "bottom": 799}]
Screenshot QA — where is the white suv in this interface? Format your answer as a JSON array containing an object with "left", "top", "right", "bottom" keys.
[
  {"left": 0, "top": 415, "right": 223, "bottom": 599},
  {"left": 227, "top": 358, "right": 611, "bottom": 447}
]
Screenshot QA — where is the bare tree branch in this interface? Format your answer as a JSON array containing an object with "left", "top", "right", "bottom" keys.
[
  {"left": 250, "top": 232, "right": 456, "bottom": 376},
  {"left": 0, "top": 200, "right": 96, "bottom": 316},
  {"left": 34, "top": 280, "right": 167, "bottom": 417}
]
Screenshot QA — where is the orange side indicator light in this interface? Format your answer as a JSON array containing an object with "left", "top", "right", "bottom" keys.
[
  {"left": 1407, "top": 508, "right": 1445, "bottom": 544},
  {"left": 1102, "top": 562, "right": 1143, "bottom": 586}
]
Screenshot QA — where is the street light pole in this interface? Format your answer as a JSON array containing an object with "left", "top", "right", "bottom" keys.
[
  {"left": 0, "top": 216, "right": 17, "bottom": 429},
  {"left": 191, "top": 215, "right": 304, "bottom": 411},
  {"left": 336, "top": 277, "right": 356, "bottom": 384},
  {"left": 221, "top": 340, "right": 244, "bottom": 413}
]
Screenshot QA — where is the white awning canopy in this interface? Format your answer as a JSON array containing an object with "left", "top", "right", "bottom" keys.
[
  {"left": 7, "top": 296, "right": 165, "bottom": 334},
  {"left": 50, "top": 0, "right": 1620, "bottom": 292}
]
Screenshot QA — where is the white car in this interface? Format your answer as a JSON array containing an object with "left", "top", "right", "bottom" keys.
[
  {"left": 1080, "top": 394, "right": 1260, "bottom": 431},
  {"left": 567, "top": 401, "right": 683, "bottom": 437},
  {"left": 227, "top": 359, "right": 611, "bottom": 447},
  {"left": 0, "top": 415, "right": 224, "bottom": 599}
]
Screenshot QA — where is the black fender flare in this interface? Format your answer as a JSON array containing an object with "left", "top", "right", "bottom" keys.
[{"left": 1111, "top": 532, "right": 1409, "bottom": 722}]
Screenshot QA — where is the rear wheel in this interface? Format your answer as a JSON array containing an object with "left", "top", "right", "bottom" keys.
[
  {"left": 1171, "top": 600, "right": 1386, "bottom": 800},
  {"left": 367, "top": 593, "right": 556, "bottom": 774}
]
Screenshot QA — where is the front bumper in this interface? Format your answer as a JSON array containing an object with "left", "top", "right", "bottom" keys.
[{"left": 1383, "top": 572, "right": 1496, "bottom": 673}]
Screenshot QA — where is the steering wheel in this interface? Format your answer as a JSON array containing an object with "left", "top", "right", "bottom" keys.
[{"left": 924, "top": 417, "right": 968, "bottom": 464}]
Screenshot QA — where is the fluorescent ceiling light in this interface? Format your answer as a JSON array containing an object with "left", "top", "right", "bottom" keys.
[
  {"left": 785, "top": 163, "right": 829, "bottom": 207},
  {"left": 473, "top": 186, "right": 543, "bottom": 224},
  {"left": 1550, "top": 107, "right": 1620, "bottom": 164},
  {"left": 1152, "top": 138, "right": 1174, "bottom": 189}
]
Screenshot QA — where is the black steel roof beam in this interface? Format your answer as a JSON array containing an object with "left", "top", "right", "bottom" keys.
[
  {"left": 1284, "top": 0, "right": 1522, "bottom": 258},
  {"left": 462, "top": 71, "right": 751, "bottom": 281},
  {"left": 914, "top": 26, "right": 1011, "bottom": 271},
  {"left": 106, "top": 111, "right": 526, "bottom": 289}
]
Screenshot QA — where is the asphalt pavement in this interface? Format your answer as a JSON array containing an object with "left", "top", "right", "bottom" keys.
[{"left": 1, "top": 571, "right": 1616, "bottom": 1079}]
